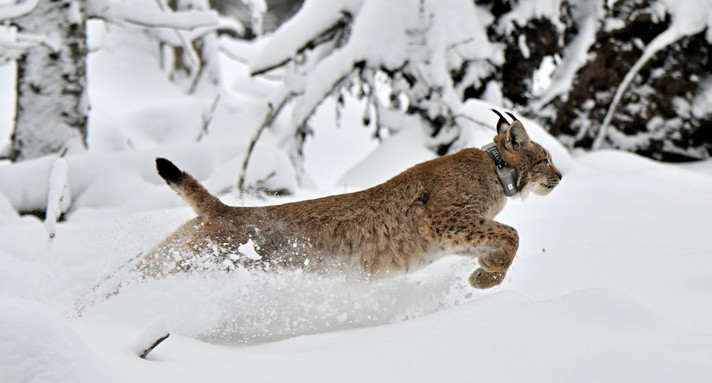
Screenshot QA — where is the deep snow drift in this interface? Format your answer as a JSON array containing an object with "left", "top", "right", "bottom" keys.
[{"left": 3, "top": 145, "right": 712, "bottom": 383}]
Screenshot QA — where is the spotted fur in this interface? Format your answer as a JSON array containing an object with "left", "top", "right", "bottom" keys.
[{"left": 140, "top": 114, "right": 562, "bottom": 288}]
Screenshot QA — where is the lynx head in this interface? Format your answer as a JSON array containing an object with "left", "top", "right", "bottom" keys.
[{"left": 491, "top": 110, "right": 562, "bottom": 197}]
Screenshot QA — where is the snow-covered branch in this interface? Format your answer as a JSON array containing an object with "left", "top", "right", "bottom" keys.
[
  {"left": 0, "top": 2, "right": 62, "bottom": 57},
  {"left": 0, "top": 32, "right": 39, "bottom": 51},
  {"left": 292, "top": 52, "right": 360, "bottom": 128},
  {"left": 99, "top": 2, "right": 220, "bottom": 31},
  {"left": 593, "top": 0, "right": 712, "bottom": 149},
  {"left": 592, "top": 28, "right": 682, "bottom": 150},
  {"left": 530, "top": 1, "right": 603, "bottom": 111},
  {"left": 248, "top": 0, "right": 493, "bottom": 159},
  {"left": 0, "top": 27, "right": 61, "bottom": 64},
  {"left": 248, "top": 0, "right": 360, "bottom": 75},
  {"left": 0, "top": 0, "right": 39, "bottom": 21},
  {"left": 242, "top": 0, "right": 267, "bottom": 37},
  {"left": 250, "top": 10, "right": 353, "bottom": 76}
]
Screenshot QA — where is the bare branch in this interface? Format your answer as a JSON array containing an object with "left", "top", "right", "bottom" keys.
[
  {"left": 238, "top": 90, "right": 295, "bottom": 196},
  {"left": 197, "top": 93, "right": 221, "bottom": 141}
]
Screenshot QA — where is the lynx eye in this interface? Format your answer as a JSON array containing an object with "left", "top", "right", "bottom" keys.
[{"left": 537, "top": 158, "right": 550, "bottom": 167}]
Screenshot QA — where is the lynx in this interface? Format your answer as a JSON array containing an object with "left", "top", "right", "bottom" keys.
[{"left": 138, "top": 111, "right": 562, "bottom": 289}]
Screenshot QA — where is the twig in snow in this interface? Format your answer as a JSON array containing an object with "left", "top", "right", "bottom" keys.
[
  {"left": 139, "top": 333, "right": 170, "bottom": 359},
  {"left": 135, "top": 318, "right": 170, "bottom": 359}
]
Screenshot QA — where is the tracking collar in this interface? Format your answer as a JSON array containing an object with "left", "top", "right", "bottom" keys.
[{"left": 481, "top": 142, "right": 519, "bottom": 196}]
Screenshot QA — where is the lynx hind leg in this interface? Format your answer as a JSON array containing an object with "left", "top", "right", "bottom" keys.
[{"left": 418, "top": 212, "right": 519, "bottom": 289}]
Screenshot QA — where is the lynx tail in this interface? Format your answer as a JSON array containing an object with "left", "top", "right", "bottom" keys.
[
  {"left": 156, "top": 157, "right": 183, "bottom": 185},
  {"left": 154, "top": 158, "right": 226, "bottom": 218}
]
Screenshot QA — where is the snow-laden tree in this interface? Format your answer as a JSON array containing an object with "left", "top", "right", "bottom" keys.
[
  {"left": 3, "top": 0, "right": 87, "bottom": 162},
  {"left": 0, "top": 0, "right": 236, "bottom": 162},
  {"left": 549, "top": 0, "right": 712, "bottom": 161},
  {"left": 247, "top": 0, "right": 495, "bottom": 159},
  {"left": 475, "top": 0, "right": 712, "bottom": 161},
  {"left": 159, "top": 0, "right": 231, "bottom": 93}
]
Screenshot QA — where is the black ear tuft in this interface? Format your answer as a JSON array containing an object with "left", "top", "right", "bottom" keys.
[
  {"left": 156, "top": 158, "right": 182, "bottom": 184},
  {"left": 490, "top": 108, "right": 510, "bottom": 135},
  {"left": 505, "top": 112, "right": 518, "bottom": 122}
]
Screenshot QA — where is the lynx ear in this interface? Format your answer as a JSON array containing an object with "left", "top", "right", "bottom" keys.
[
  {"left": 505, "top": 120, "right": 531, "bottom": 150},
  {"left": 490, "top": 109, "right": 510, "bottom": 135}
]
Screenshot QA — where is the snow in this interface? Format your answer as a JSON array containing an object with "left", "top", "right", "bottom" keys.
[
  {"left": 0, "top": 0, "right": 38, "bottom": 21},
  {"left": 339, "top": 126, "right": 434, "bottom": 188},
  {"left": 132, "top": 317, "right": 169, "bottom": 358},
  {"left": 241, "top": 0, "right": 267, "bottom": 36},
  {"left": 587, "top": 0, "right": 712, "bottom": 150},
  {"left": 4, "top": 120, "right": 712, "bottom": 382},
  {"left": 0, "top": 299, "right": 123, "bottom": 383},
  {"left": 497, "top": 0, "right": 565, "bottom": 35},
  {"left": 102, "top": 0, "right": 220, "bottom": 31},
  {"left": 251, "top": 0, "right": 492, "bottom": 130},
  {"left": 2, "top": 6, "right": 712, "bottom": 383},
  {"left": 302, "top": 95, "right": 380, "bottom": 189},
  {"left": 237, "top": 238, "right": 261, "bottom": 260},
  {"left": 248, "top": 0, "right": 362, "bottom": 75},
  {"left": 662, "top": 0, "right": 712, "bottom": 39},
  {"left": 43, "top": 156, "right": 70, "bottom": 239},
  {"left": 531, "top": 0, "right": 603, "bottom": 109}
]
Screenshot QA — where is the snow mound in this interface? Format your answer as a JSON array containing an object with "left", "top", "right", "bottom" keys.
[
  {"left": 133, "top": 289, "right": 712, "bottom": 383},
  {"left": 338, "top": 126, "right": 435, "bottom": 188},
  {"left": 0, "top": 299, "right": 122, "bottom": 383}
]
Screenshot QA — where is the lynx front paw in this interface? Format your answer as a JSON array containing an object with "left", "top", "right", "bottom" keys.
[
  {"left": 478, "top": 248, "right": 512, "bottom": 273},
  {"left": 469, "top": 268, "right": 505, "bottom": 289}
]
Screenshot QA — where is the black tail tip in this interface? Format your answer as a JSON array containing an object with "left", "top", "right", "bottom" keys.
[{"left": 155, "top": 158, "right": 182, "bottom": 184}]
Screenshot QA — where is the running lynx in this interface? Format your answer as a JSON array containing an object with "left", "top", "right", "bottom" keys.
[{"left": 139, "top": 111, "right": 562, "bottom": 289}]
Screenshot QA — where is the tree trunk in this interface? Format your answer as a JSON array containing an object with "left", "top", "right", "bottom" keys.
[{"left": 10, "top": 0, "right": 88, "bottom": 162}]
